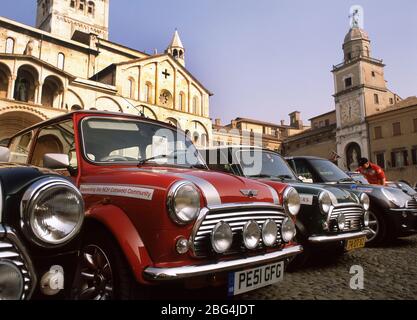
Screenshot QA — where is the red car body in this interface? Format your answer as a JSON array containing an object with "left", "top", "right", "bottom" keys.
[{"left": 7, "top": 111, "right": 302, "bottom": 297}]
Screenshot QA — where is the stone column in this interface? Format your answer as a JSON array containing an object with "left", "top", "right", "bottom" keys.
[
  {"left": 137, "top": 65, "right": 142, "bottom": 101},
  {"left": 36, "top": 81, "right": 43, "bottom": 105},
  {"left": 154, "top": 62, "right": 159, "bottom": 105},
  {"left": 173, "top": 68, "right": 177, "bottom": 110},
  {"left": 187, "top": 80, "right": 192, "bottom": 113},
  {"left": 7, "top": 75, "right": 16, "bottom": 100}
]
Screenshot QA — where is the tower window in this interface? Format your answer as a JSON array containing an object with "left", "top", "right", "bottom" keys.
[
  {"left": 173, "top": 49, "right": 178, "bottom": 59},
  {"left": 57, "top": 53, "right": 65, "bottom": 70},
  {"left": 5, "top": 37, "right": 15, "bottom": 54},
  {"left": 70, "top": 0, "right": 76, "bottom": 8},
  {"left": 389, "top": 98, "right": 394, "bottom": 105},
  {"left": 371, "top": 71, "right": 376, "bottom": 77},
  {"left": 88, "top": 1, "right": 95, "bottom": 15},
  {"left": 347, "top": 52, "right": 352, "bottom": 61},
  {"left": 344, "top": 77, "right": 352, "bottom": 88},
  {"left": 374, "top": 94, "right": 379, "bottom": 104}
]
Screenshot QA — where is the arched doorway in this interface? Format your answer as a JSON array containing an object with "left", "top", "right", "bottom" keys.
[
  {"left": 14, "top": 65, "right": 39, "bottom": 103},
  {"left": 345, "top": 142, "right": 362, "bottom": 171},
  {"left": 0, "top": 63, "right": 11, "bottom": 99},
  {"left": 0, "top": 111, "right": 44, "bottom": 141},
  {"left": 41, "top": 76, "right": 63, "bottom": 108}
]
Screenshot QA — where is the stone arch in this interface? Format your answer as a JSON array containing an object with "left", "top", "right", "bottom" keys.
[
  {"left": 66, "top": 89, "right": 85, "bottom": 109},
  {"left": 95, "top": 96, "right": 123, "bottom": 113},
  {"left": 345, "top": 142, "right": 362, "bottom": 171},
  {"left": 41, "top": 75, "right": 64, "bottom": 108},
  {"left": 14, "top": 65, "right": 39, "bottom": 103},
  {"left": 136, "top": 104, "right": 157, "bottom": 120},
  {"left": 0, "top": 62, "right": 11, "bottom": 99},
  {"left": 188, "top": 120, "right": 209, "bottom": 147},
  {"left": 0, "top": 109, "right": 46, "bottom": 141},
  {"left": 165, "top": 117, "right": 181, "bottom": 128}
]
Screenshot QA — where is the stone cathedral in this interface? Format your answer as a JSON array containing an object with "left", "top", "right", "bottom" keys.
[{"left": 0, "top": 0, "right": 212, "bottom": 146}]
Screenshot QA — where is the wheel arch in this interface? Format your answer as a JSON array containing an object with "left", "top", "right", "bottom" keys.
[{"left": 84, "top": 204, "right": 153, "bottom": 284}]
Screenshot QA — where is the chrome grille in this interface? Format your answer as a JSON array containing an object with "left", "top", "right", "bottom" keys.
[
  {"left": 0, "top": 231, "right": 35, "bottom": 299},
  {"left": 329, "top": 205, "right": 364, "bottom": 232},
  {"left": 406, "top": 198, "right": 417, "bottom": 210},
  {"left": 191, "top": 206, "right": 287, "bottom": 258}
]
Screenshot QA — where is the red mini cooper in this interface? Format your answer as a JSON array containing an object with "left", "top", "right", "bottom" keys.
[{"left": 4, "top": 111, "right": 302, "bottom": 299}]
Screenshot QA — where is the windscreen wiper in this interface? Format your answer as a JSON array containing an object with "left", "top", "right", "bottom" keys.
[
  {"left": 137, "top": 154, "right": 177, "bottom": 166},
  {"left": 337, "top": 177, "right": 355, "bottom": 183}
]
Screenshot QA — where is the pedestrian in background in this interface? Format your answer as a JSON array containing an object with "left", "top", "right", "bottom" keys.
[{"left": 357, "top": 157, "right": 386, "bottom": 186}]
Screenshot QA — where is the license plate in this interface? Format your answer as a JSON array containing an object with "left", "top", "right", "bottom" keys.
[
  {"left": 228, "top": 261, "right": 284, "bottom": 296},
  {"left": 346, "top": 237, "right": 366, "bottom": 251}
]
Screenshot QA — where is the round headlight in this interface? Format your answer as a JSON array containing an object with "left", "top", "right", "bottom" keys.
[
  {"left": 318, "top": 191, "right": 333, "bottom": 214},
  {"left": 211, "top": 221, "right": 233, "bottom": 253},
  {"left": 243, "top": 220, "right": 261, "bottom": 250},
  {"left": 262, "top": 219, "right": 278, "bottom": 247},
  {"left": 0, "top": 261, "right": 24, "bottom": 300},
  {"left": 363, "top": 211, "right": 370, "bottom": 228},
  {"left": 338, "top": 213, "right": 346, "bottom": 230},
  {"left": 360, "top": 193, "right": 370, "bottom": 211},
  {"left": 21, "top": 178, "right": 84, "bottom": 247},
  {"left": 381, "top": 188, "right": 406, "bottom": 208},
  {"left": 282, "top": 217, "right": 296, "bottom": 243},
  {"left": 283, "top": 187, "right": 301, "bottom": 216},
  {"left": 167, "top": 182, "right": 201, "bottom": 225}
]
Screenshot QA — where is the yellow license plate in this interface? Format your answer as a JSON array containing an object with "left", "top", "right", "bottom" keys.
[{"left": 346, "top": 237, "right": 366, "bottom": 251}]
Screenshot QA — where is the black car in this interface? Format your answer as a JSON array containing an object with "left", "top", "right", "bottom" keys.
[
  {"left": 286, "top": 156, "right": 417, "bottom": 246},
  {"left": 201, "top": 146, "right": 370, "bottom": 267},
  {"left": 0, "top": 146, "right": 84, "bottom": 300}
]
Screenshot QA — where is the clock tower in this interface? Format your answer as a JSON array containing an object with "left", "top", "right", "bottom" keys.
[{"left": 332, "top": 8, "right": 399, "bottom": 170}]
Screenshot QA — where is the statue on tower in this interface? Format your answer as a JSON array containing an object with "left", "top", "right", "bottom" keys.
[{"left": 349, "top": 5, "right": 364, "bottom": 29}]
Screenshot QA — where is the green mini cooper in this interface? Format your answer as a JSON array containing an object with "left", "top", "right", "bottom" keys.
[{"left": 201, "top": 146, "right": 371, "bottom": 267}]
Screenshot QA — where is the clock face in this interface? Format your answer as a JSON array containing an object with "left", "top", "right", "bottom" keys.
[{"left": 340, "top": 99, "right": 360, "bottom": 125}]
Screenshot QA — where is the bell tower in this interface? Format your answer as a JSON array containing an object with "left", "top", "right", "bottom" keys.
[
  {"left": 332, "top": 6, "right": 399, "bottom": 170},
  {"left": 36, "top": 0, "right": 110, "bottom": 40},
  {"left": 166, "top": 30, "right": 185, "bottom": 67}
]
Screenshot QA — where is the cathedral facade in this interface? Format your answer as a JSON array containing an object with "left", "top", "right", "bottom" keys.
[{"left": 0, "top": 0, "right": 212, "bottom": 146}]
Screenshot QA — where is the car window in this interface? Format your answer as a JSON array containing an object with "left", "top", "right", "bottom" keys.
[
  {"left": 81, "top": 118, "right": 205, "bottom": 168},
  {"left": 9, "top": 131, "right": 35, "bottom": 164},
  {"left": 30, "top": 121, "right": 77, "bottom": 168},
  {"left": 203, "top": 149, "right": 234, "bottom": 174},
  {"left": 293, "top": 159, "right": 314, "bottom": 182}
]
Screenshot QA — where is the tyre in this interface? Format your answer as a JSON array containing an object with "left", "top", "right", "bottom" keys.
[
  {"left": 72, "top": 224, "right": 144, "bottom": 300},
  {"left": 366, "top": 209, "right": 390, "bottom": 247}
]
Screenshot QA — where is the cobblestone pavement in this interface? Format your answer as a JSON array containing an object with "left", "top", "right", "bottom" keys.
[{"left": 242, "top": 235, "right": 417, "bottom": 300}]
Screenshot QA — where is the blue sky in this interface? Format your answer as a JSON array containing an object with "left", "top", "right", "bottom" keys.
[{"left": 2, "top": 0, "right": 417, "bottom": 124}]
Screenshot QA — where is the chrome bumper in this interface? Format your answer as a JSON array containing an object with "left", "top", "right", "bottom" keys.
[
  {"left": 308, "top": 230, "right": 370, "bottom": 243},
  {"left": 143, "top": 245, "right": 303, "bottom": 281}
]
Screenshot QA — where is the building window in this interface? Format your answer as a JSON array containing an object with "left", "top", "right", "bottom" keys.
[
  {"left": 5, "top": 38, "right": 14, "bottom": 54},
  {"left": 374, "top": 94, "right": 379, "bottom": 104},
  {"left": 393, "top": 122, "right": 401, "bottom": 136},
  {"left": 192, "top": 96, "right": 199, "bottom": 115},
  {"left": 347, "top": 52, "right": 352, "bottom": 61},
  {"left": 391, "top": 150, "right": 408, "bottom": 168},
  {"left": 144, "top": 83, "right": 152, "bottom": 103},
  {"left": 344, "top": 77, "right": 352, "bottom": 88},
  {"left": 389, "top": 98, "right": 394, "bottom": 105},
  {"left": 57, "top": 52, "right": 65, "bottom": 70},
  {"left": 414, "top": 118, "right": 417, "bottom": 132},
  {"left": 79, "top": 0, "right": 85, "bottom": 11},
  {"left": 178, "top": 92, "right": 185, "bottom": 111},
  {"left": 87, "top": 1, "right": 95, "bottom": 15},
  {"left": 70, "top": 0, "right": 76, "bottom": 8},
  {"left": 325, "top": 119, "right": 330, "bottom": 126},
  {"left": 374, "top": 126, "right": 382, "bottom": 139},
  {"left": 128, "top": 79, "right": 134, "bottom": 99},
  {"left": 412, "top": 148, "right": 417, "bottom": 165},
  {"left": 371, "top": 71, "right": 376, "bottom": 77},
  {"left": 375, "top": 152, "right": 385, "bottom": 169}
]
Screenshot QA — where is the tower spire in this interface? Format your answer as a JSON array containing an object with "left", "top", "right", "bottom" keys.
[{"left": 166, "top": 29, "right": 185, "bottom": 66}]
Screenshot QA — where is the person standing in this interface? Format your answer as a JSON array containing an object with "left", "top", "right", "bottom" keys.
[{"left": 357, "top": 158, "right": 386, "bottom": 186}]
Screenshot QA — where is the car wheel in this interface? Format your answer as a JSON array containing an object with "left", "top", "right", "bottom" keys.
[
  {"left": 366, "top": 210, "right": 387, "bottom": 246},
  {"left": 73, "top": 225, "right": 144, "bottom": 300}
]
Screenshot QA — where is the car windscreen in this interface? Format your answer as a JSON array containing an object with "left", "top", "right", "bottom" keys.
[
  {"left": 350, "top": 173, "right": 369, "bottom": 184},
  {"left": 310, "top": 159, "right": 352, "bottom": 183},
  {"left": 81, "top": 117, "right": 205, "bottom": 168},
  {"left": 238, "top": 150, "right": 298, "bottom": 180},
  {"left": 397, "top": 182, "right": 417, "bottom": 196}
]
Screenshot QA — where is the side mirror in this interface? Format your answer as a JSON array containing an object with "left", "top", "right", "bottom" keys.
[
  {"left": 0, "top": 146, "right": 10, "bottom": 162},
  {"left": 43, "top": 153, "right": 70, "bottom": 169}
]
